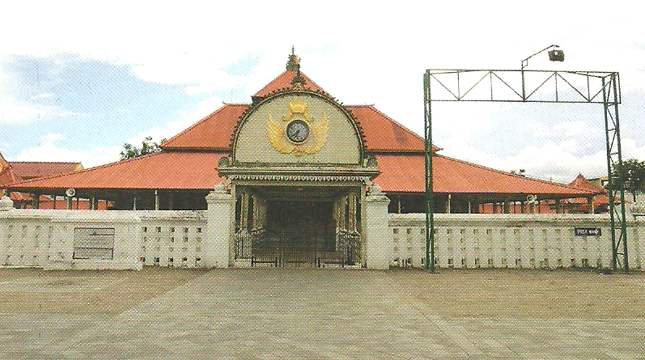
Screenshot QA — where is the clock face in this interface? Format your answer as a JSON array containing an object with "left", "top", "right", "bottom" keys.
[{"left": 286, "top": 120, "right": 310, "bottom": 143}]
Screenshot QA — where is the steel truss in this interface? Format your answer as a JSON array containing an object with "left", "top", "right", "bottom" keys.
[{"left": 423, "top": 69, "right": 627, "bottom": 272}]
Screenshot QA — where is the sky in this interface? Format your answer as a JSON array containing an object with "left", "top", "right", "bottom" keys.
[{"left": 0, "top": 1, "right": 643, "bottom": 184}]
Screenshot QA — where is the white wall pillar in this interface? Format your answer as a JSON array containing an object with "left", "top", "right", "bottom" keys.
[
  {"left": 0, "top": 196, "right": 11, "bottom": 266},
  {"left": 364, "top": 185, "right": 391, "bottom": 269},
  {"left": 0, "top": 195, "right": 13, "bottom": 211},
  {"left": 205, "top": 185, "right": 234, "bottom": 268}
]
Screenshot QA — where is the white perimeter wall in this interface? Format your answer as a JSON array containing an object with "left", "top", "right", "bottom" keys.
[
  {"left": 3, "top": 208, "right": 645, "bottom": 271},
  {"left": 0, "top": 210, "right": 207, "bottom": 270},
  {"left": 390, "top": 214, "right": 645, "bottom": 270}
]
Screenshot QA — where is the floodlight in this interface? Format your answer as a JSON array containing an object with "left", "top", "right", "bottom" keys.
[
  {"left": 521, "top": 44, "right": 564, "bottom": 69},
  {"left": 548, "top": 49, "right": 565, "bottom": 62}
]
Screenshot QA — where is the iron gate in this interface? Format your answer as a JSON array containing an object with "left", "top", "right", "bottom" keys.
[{"left": 235, "top": 228, "right": 360, "bottom": 267}]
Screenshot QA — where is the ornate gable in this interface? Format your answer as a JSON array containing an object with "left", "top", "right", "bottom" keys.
[{"left": 230, "top": 88, "right": 367, "bottom": 166}]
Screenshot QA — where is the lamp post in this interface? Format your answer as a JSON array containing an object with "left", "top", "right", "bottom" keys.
[{"left": 521, "top": 44, "right": 565, "bottom": 100}]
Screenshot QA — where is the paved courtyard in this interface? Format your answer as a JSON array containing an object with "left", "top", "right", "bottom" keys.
[{"left": 0, "top": 268, "right": 644, "bottom": 359}]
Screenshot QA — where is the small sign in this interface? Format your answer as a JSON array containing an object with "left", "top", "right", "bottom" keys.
[
  {"left": 73, "top": 227, "right": 115, "bottom": 260},
  {"left": 575, "top": 228, "right": 601, "bottom": 237}
]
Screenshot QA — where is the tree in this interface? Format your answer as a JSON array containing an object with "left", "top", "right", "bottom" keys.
[
  {"left": 613, "top": 158, "right": 645, "bottom": 202},
  {"left": 120, "top": 136, "right": 165, "bottom": 160}
]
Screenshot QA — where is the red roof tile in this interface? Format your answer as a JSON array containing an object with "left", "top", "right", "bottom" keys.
[
  {"left": 0, "top": 152, "right": 8, "bottom": 168},
  {"left": 9, "top": 161, "right": 82, "bottom": 180},
  {"left": 253, "top": 71, "right": 325, "bottom": 98},
  {"left": 374, "top": 154, "right": 594, "bottom": 196},
  {"left": 9, "top": 152, "right": 226, "bottom": 191},
  {"left": 569, "top": 174, "right": 606, "bottom": 195},
  {"left": 161, "top": 103, "right": 430, "bottom": 154},
  {"left": 347, "top": 105, "right": 429, "bottom": 153},
  {"left": 161, "top": 104, "right": 247, "bottom": 151},
  {"left": 0, "top": 166, "right": 21, "bottom": 187}
]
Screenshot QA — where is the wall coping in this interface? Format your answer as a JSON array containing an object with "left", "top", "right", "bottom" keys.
[{"left": 389, "top": 213, "right": 644, "bottom": 226}]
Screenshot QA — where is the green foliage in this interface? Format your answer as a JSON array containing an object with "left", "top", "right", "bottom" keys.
[
  {"left": 120, "top": 136, "right": 166, "bottom": 160},
  {"left": 613, "top": 158, "right": 645, "bottom": 201}
]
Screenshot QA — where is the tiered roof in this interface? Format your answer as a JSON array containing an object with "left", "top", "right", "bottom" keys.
[{"left": 6, "top": 65, "right": 594, "bottom": 198}]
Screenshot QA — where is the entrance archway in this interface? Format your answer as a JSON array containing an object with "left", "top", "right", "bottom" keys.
[{"left": 234, "top": 186, "right": 362, "bottom": 267}]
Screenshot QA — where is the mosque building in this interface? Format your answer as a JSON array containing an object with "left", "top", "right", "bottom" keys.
[{"left": 3, "top": 51, "right": 599, "bottom": 266}]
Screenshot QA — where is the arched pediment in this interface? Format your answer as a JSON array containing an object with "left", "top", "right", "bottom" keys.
[{"left": 231, "top": 89, "right": 366, "bottom": 166}]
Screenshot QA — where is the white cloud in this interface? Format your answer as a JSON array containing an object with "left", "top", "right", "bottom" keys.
[
  {"left": 441, "top": 136, "right": 608, "bottom": 183},
  {"left": 0, "top": 62, "right": 85, "bottom": 124},
  {"left": 9, "top": 95, "right": 225, "bottom": 168},
  {"left": 0, "top": 96, "right": 50, "bottom": 124},
  {"left": 13, "top": 133, "right": 121, "bottom": 167},
  {"left": 123, "top": 95, "right": 224, "bottom": 145},
  {"left": 526, "top": 121, "right": 592, "bottom": 138},
  {"left": 40, "top": 133, "right": 65, "bottom": 143},
  {"left": 31, "top": 93, "right": 55, "bottom": 100},
  {"left": 0, "top": 94, "right": 88, "bottom": 124}
]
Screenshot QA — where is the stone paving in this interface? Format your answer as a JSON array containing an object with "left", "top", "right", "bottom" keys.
[{"left": 1, "top": 269, "right": 644, "bottom": 359}]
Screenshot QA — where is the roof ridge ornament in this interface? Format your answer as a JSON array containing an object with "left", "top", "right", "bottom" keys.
[
  {"left": 286, "top": 46, "right": 301, "bottom": 72},
  {"left": 287, "top": 46, "right": 306, "bottom": 88}
]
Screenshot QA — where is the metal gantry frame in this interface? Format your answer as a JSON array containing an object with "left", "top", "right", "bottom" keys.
[{"left": 423, "top": 69, "right": 627, "bottom": 272}]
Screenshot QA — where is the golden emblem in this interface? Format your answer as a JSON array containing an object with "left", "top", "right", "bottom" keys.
[{"left": 267, "top": 100, "right": 328, "bottom": 156}]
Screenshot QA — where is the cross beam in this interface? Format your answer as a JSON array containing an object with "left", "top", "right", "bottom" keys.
[{"left": 423, "top": 69, "right": 627, "bottom": 272}]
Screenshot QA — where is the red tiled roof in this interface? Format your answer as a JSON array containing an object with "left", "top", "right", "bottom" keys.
[
  {"left": 253, "top": 70, "right": 325, "bottom": 98},
  {"left": 347, "top": 105, "right": 430, "bottom": 153},
  {"left": 9, "top": 161, "right": 82, "bottom": 180},
  {"left": 163, "top": 68, "right": 433, "bottom": 154},
  {"left": 374, "top": 154, "right": 594, "bottom": 196},
  {"left": 0, "top": 152, "right": 8, "bottom": 168},
  {"left": 564, "top": 194, "right": 610, "bottom": 211},
  {"left": 9, "top": 152, "right": 226, "bottom": 191},
  {"left": 566, "top": 174, "right": 611, "bottom": 212},
  {"left": 0, "top": 166, "right": 21, "bottom": 187},
  {"left": 161, "top": 104, "right": 248, "bottom": 151},
  {"left": 6, "top": 68, "right": 593, "bottom": 198},
  {"left": 162, "top": 103, "right": 429, "bottom": 154},
  {"left": 568, "top": 174, "right": 606, "bottom": 195},
  {"left": 9, "top": 192, "right": 32, "bottom": 202},
  {"left": 10, "top": 149, "right": 592, "bottom": 197}
]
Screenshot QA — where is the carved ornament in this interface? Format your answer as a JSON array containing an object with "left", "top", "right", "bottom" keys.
[{"left": 267, "top": 100, "right": 328, "bottom": 156}]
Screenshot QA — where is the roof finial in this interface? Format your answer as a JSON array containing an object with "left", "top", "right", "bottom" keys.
[{"left": 286, "top": 46, "right": 300, "bottom": 72}]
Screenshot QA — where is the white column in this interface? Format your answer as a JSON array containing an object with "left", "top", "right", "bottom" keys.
[
  {"left": 205, "top": 185, "right": 235, "bottom": 268},
  {"left": 364, "top": 185, "right": 391, "bottom": 269}
]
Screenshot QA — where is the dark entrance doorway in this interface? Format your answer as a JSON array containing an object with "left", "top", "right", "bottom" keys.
[
  {"left": 234, "top": 186, "right": 362, "bottom": 267},
  {"left": 265, "top": 200, "right": 334, "bottom": 266}
]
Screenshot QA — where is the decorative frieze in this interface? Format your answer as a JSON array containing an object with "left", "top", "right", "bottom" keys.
[{"left": 227, "top": 174, "right": 372, "bottom": 183}]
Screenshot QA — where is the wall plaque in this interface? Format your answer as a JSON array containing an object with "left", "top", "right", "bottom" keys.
[{"left": 73, "top": 227, "right": 115, "bottom": 260}]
